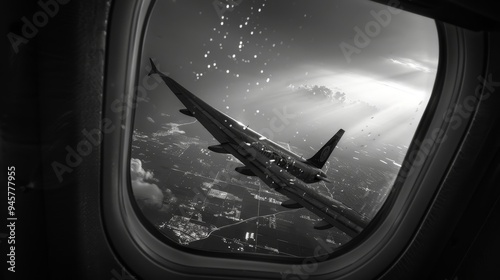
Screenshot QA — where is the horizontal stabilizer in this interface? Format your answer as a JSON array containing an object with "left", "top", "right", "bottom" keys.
[
  {"left": 307, "top": 129, "right": 344, "bottom": 169},
  {"left": 180, "top": 109, "right": 195, "bottom": 117},
  {"left": 208, "top": 144, "right": 230, "bottom": 154},
  {"left": 313, "top": 219, "right": 333, "bottom": 230},
  {"left": 235, "top": 166, "right": 256, "bottom": 176},
  {"left": 280, "top": 199, "right": 304, "bottom": 209}
]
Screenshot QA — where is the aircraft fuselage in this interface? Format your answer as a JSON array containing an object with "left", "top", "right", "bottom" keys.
[{"left": 226, "top": 130, "right": 327, "bottom": 184}]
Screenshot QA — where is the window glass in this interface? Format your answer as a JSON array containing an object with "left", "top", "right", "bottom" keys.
[{"left": 131, "top": 0, "right": 438, "bottom": 257}]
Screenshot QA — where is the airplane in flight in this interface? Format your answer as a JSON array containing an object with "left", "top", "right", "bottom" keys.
[
  {"left": 148, "top": 58, "right": 368, "bottom": 237},
  {"left": 6, "top": 1, "right": 499, "bottom": 279}
]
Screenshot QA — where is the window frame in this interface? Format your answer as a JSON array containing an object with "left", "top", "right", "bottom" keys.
[{"left": 102, "top": 0, "right": 487, "bottom": 279}]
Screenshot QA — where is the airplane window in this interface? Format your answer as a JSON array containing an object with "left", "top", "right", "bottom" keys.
[{"left": 129, "top": 0, "right": 438, "bottom": 258}]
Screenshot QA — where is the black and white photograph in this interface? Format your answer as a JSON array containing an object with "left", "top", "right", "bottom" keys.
[{"left": 3, "top": 0, "right": 500, "bottom": 279}]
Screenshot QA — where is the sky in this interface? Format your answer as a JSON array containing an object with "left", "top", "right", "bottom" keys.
[{"left": 136, "top": 0, "right": 438, "bottom": 154}]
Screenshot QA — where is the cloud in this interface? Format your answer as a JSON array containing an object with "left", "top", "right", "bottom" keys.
[
  {"left": 130, "top": 158, "right": 163, "bottom": 209},
  {"left": 152, "top": 123, "right": 187, "bottom": 137},
  {"left": 389, "top": 57, "right": 435, "bottom": 73},
  {"left": 290, "top": 84, "right": 347, "bottom": 103}
]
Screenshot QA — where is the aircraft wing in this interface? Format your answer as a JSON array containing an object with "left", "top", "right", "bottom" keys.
[{"left": 149, "top": 59, "right": 367, "bottom": 236}]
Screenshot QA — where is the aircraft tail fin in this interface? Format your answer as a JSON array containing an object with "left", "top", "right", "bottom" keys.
[
  {"left": 148, "top": 58, "right": 161, "bottom": 76},
  {"left": 306, "top": 129, "right": 344, "bottom": 169}
]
